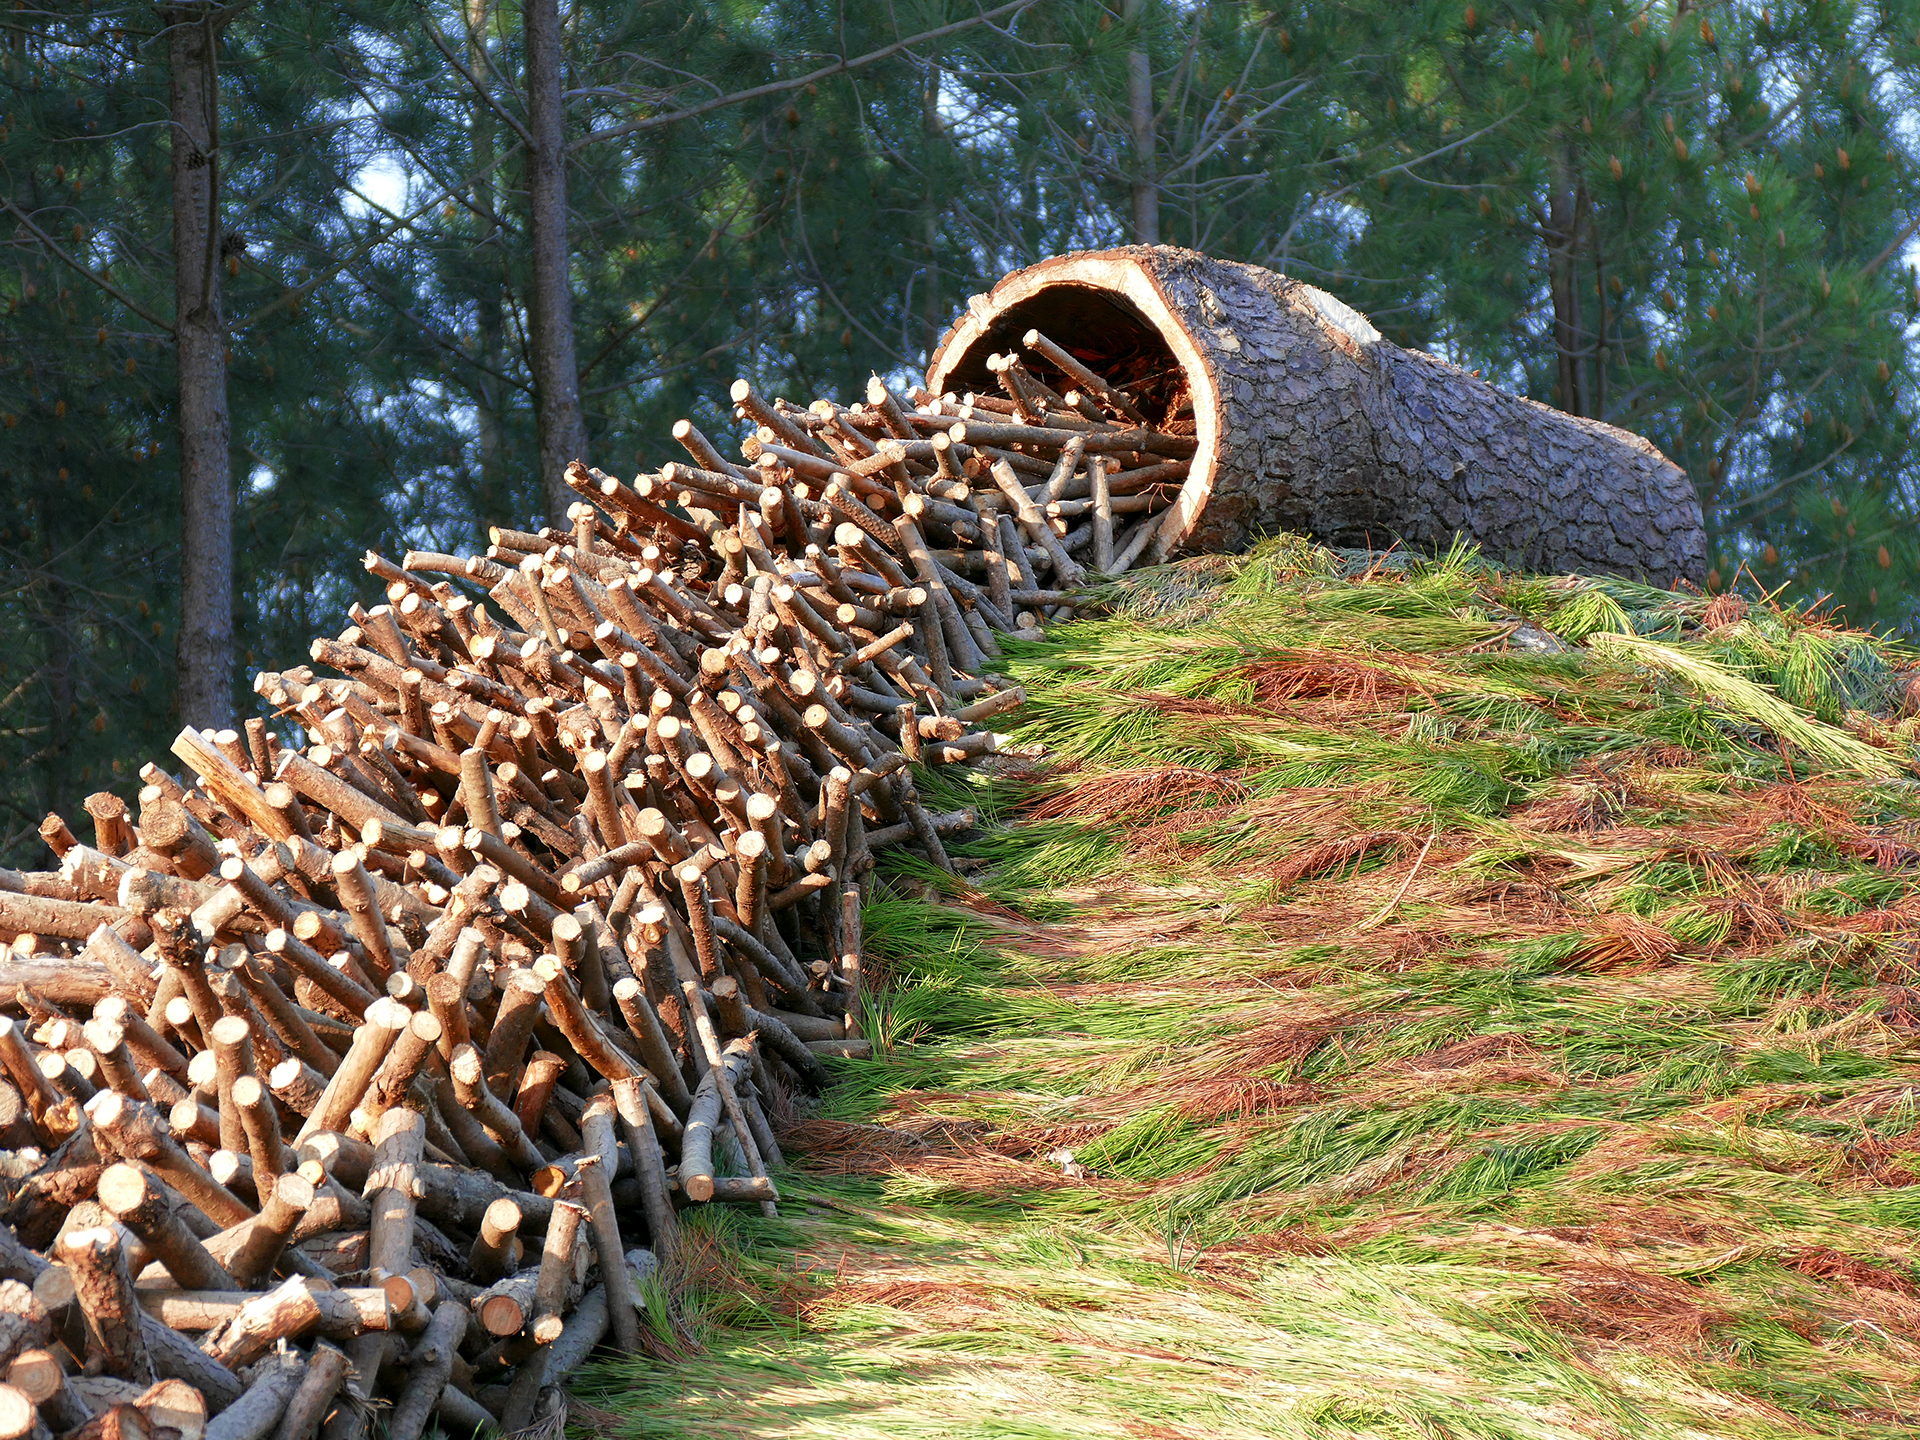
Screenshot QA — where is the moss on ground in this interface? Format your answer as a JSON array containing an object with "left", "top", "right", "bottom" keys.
[{"left": 574, "top": 540, "right": 1920, "bottom": 1439}]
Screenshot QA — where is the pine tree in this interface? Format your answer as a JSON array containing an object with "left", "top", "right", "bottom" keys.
[
  {"left": 345, "top": 0, "right": 1089, "bottom": 496},
  {"left": 0, "top": 2, "right": 454, "bottom": 859},
  {"left": 0, "top": 12, "right": 197, "bottom": 849},
  {"left": 1319, "top": 0, "right": 1920, "bottom": 620}
]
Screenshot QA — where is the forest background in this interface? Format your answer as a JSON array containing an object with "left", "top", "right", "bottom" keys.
[{"left": 2, "top": 0, "right": 1918, "bottom": 862}]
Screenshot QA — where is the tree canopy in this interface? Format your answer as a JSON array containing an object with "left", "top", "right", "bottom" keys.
[{"left": 3, "top": 0, "right": 1917, "bottom": 859}]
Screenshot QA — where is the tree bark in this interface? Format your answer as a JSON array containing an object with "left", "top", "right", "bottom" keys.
[
  {"left": 57, "top": 1228, "right": 149, "bottom": 1383},
  {"left": 523, "top": 0, "right": 589, "bottom": 526},
  {"left": 928, "top": 245, "right": 1707, "bottom": 583},
  {"left": 1548, "top": 155, "right": 1591, "bottom": 418},
  {"left": 365, "top": 1106, "right": 424, "bottom": 1281},
  {"left": 164, "top": 3, "right": 235, "bottom": 729},
  {"left": 141, "top": 1311, "right": 242, "bottom": 1412},
  {"left": 0, "top": 1234, "right": 239, "bottom": 1411},
  {"left": 1123, "top": 0, "right": 1157, "bottom": 244},
  {"left": 466, "top": 0, "right": 509, "bottom": 522},
  {"left": 266, "top": 1342, "right": 346, "bottom": 1440},
  {"left": 922, "top": 69, "right": 944, "bottom": 357},
  {"left": 0, "top": 891, "right": 129, "bottom": 941},
  {"left": 203, "top": 1352, "right": 300, "bottom": 1440},
  {"left": 384, "top": 1301, "right": 462, "bottom": 1440}
]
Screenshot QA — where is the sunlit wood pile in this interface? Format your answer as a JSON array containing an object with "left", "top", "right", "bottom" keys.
[{"left": 0, "top": 334, "right": 1192, "bottom": 1439}]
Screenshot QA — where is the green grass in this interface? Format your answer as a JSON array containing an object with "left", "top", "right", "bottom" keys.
[{"left": 574, "top": 540, "right": 1920, "bottom": 1440}]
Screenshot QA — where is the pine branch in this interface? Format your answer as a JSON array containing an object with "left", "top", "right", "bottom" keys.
[
  {"left": 570, "top": 0, "right": 1038, "bottom": 153},
  {"left": 0, "top": 197, "right": 173, "bottom": 332},
  {"left": 419, "top": 16, "right": 533, "bottom": 148}
]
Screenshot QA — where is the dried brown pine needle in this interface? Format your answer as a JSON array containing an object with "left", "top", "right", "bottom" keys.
[
  {"left": 1268, "top": 830, "right": 1415, "bottom": 890},
  {"left": 1024, "top": 766, "right": 1250, "bottom": 825},
  {"left": 1531, "top": 1261, "right": 1731, "bottom": 1352}
]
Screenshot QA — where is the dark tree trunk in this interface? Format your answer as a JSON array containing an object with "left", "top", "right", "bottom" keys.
[
  {"left": 1589, "top": 208, "right": 1609, "bottom": 420},
  {"left": 163, "top": 3, "right": 233, "bottom": 730},
  {"left": 467, "top": 0, "right": 507, "bottom": 524},
  {"left": 1547, "top": 159, "right": 1592, "bottom": 419},
  {"left": 1123, "top": 0, "right": 1157, "bottom": 244},
  {"left": 34, "top": 492, "right": 74, "bottom": 829},
  {"left": 922, "top": 69, "right": 944, "bottom": 357},
  {"left": 523, "top": 0, "right": 588, "bottom": 527},
  {"left": 928, "top": 245, "right": 1706, "bottom": 583}
]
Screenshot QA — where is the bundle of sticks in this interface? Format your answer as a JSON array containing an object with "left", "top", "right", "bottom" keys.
[
  {"left": 630, "top": 327, "right": 1197, "bottom": 616},
  {"left": 0, "top": 328, "right": 1182, "bottom": 1440}
]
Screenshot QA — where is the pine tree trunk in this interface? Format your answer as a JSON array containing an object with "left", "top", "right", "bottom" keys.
[
  {"left": 929, "top": 245, "right": 1706, "bottom": 582},
  {"left": 467, "top": 0, "right": 507, "bottom": 523},
  {"left": 1123, "top": 0, "right": 1157, "bottom": 244},
  {"left": 34, "top": 492, "right": 74, "bottom": 827},
  {"left": 1547, "top": 158, "right": 1591, "bottom": 418},
  {"left": 523, "top": 0, "right": 588, "bottom": 528},
  {"left": 921, "top": 69, "right": 944, "bottom": 356},
  {"left": 164, "top": 3, "right": 234, "bottom": 729}
]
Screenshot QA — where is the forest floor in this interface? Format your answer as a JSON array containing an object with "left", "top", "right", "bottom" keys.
[{"left": 572, "top": 540, "right": 1920, "bottom": 1440}]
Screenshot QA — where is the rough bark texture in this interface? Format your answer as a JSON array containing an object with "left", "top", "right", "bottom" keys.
[
  {"left": 139, "top": 1315, "right": 242, "bottom": 1413},
  {"left": 164, "top": 3, "right": 235, "bottom": 728},
  {"left": 203, "top": 1353, "right": 300, "bottom": 1440},
  {"left": 365, "top": 1107, "right": 424, "bottom": 1282},
  {"left": 928, "top": 245, "right": 1707, "bottom": 583},
  {"left": 465, "top": 0, "right": 509, "bottom": 519},
  {"left": 384, "top": 1301, "right": 461, "bottom": 1440},
  {"left": 268, "top": 1341, "right": 347, "bottom": 1440},
  {"left": 59, "top": 1229, "right": 149, "bottom": 1384},
  {"left": 523, "top": 0, "right": 589, "bottom": 528},
  {"left": 1123, "top": 0, "right": 1157, "bottom": 244}
]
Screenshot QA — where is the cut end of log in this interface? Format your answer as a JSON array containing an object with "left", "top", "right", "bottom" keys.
[
  {"left": 138, "top": 1379, "right": 207, "bottom": 1440},
  {"left": 3, "top": 1352, "right": 60, "bottom": 1405},
  {"left": 681, "top": 1174, "right": 715, "bottom": 1204},
  {"left": 95, "top": 1163, "right": 152, "bottom": 1217},
  {"left": 0, "top": 1385, "right": 38, "bottom": 1440}
]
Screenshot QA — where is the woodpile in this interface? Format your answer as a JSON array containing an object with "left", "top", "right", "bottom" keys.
[{"left": 0, "top": 333, "right": 1190, "bottom": 1438}]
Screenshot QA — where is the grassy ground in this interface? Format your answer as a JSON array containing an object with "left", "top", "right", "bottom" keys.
[{"left": 574, "top": 540, "right": 1920, "bottom": 1439}]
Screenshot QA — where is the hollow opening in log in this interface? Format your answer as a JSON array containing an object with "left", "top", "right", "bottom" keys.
[
  {"left": 930, "top": 254, "right": 1227, "bottom": 559},
  {"left": 935, "top": 285, "right": 1189, "bottom": 427}
]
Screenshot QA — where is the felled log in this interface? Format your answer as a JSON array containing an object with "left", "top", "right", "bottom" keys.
[
  {"left": 928, "top": 244, "right": 1707, "bottom": 582},
  {"left": 57, "top": 1228, "right": 147, "bottom": 1382},
  {"left": 271, "top": 1344, "right": 348, "bottom": 1440}
]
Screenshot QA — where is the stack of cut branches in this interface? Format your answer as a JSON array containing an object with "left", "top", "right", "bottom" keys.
[
  {"left": 645, "top": 331, "right": 1197, "bottom": 615},
  {"left": 0, "top": 341, "right": 1188, "bottom": 1440}
]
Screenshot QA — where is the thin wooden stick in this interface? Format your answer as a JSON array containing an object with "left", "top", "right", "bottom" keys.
[
  {"left": 96, "top": 1164, "right": 237, "bottom": 1293},
  {"left": 498, "top": 1199, "right": 584, "bottom": 1432},
  {"left": 57, "top": 1226, "right": 147, "bottom": 1380}
]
